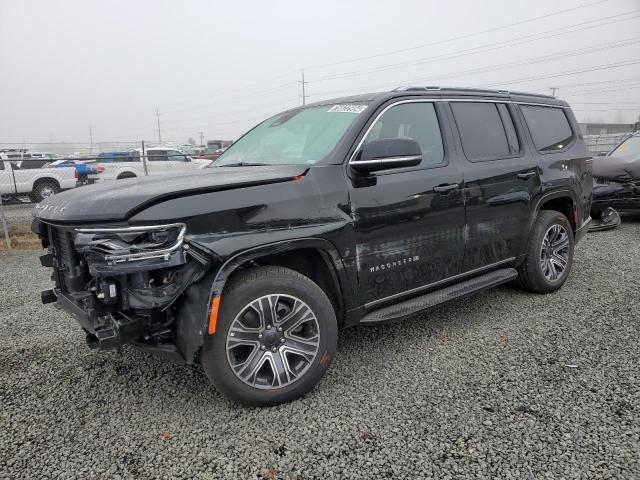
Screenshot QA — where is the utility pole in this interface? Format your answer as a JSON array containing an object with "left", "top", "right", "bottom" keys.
[
  {"left": 549, "top": 87, "right": 559, "bottom": 97},
  {"left": 298, "top": 69, "right": 309, "bottom": 105},
  {"left": 156, "top": 107, "right": 162, "bottom": 143},
  {"left": 89, "top": 122, "right": 94, "bottom": 154},
  {"left": 199, "top": 131, "right": 204, "bottom": 146}
]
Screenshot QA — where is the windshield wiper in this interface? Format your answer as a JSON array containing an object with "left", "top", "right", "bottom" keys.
[{"left": 217, "top": 162, "right": 271, "bottom": 167}]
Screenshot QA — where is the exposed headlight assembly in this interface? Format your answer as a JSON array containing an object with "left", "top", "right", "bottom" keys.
[{"left": 75, "top": 223, "right": 186, "bottom": 265}]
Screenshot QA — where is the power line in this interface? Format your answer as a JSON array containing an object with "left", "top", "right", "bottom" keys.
[
  {"left": 160, "top": 96, "right": 300, "bottom": 127},
  {"left": 307, "top": 10, "right": 640, "bottom": 83},
  {"left": 303, "top": 0, "right": 612, "bottom": 70},
  {"left": 562, "top": 83, "right": 640, "bottom": 97},
  {"left": 482, "top": 59, "right": 640, "bottom": 88},
  {"left": 82, "top": 1, "right": 621, "bottom": 132}
]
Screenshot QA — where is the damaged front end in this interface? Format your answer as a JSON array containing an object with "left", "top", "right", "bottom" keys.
[
  {"left": 590, "top": 148, "right": 640, "bottom": 231},
  {"left": 33, "top": 220, "right": 212, "bottom": 361}
]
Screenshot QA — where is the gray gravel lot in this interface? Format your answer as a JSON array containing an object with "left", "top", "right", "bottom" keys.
[
  {"left": 0, "top": 203, "right": 34, "bottom": 226},
  {"left": 1, "top": 219, "right": 639, "bottom": 479}
]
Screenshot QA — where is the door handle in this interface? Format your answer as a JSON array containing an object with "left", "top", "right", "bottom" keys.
[
  {"left": 433, "top": 183, "right": 459, "bottom": 193},
  {"left": 517, "top": 171, "right": 536, "bottom": 180}
]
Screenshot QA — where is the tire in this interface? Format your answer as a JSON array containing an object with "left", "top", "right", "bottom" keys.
[
  {"left": 30, "top": 180, "right": 60, "bottom": 203},
  {"left": 117, "top": 172, "right": 136, "bottom": 180},
  {"left": 516, "top": 210, "right": 575, "bottom": 293},
  {"left": 201, "top": 266, "right": 337, "bottom": 407}
]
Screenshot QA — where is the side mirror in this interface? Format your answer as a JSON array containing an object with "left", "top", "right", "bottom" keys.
[{"left": 351, "top": 138, "right": 422, "bottom": 174}]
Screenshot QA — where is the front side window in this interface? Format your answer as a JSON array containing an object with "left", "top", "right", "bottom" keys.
[
  {"left": 362, "top": 102, "right": 445, "bottom": 167},
  {"left": 521, "top": 105, "right": 574, "bottom": 152},
  {"left": 167, "top": 150, "right": 187, "bottom": 161},
  {"left": 212, "top": 102, "right": 369, "bottom": 167},
  {"left": 451, "top": 102, "right": 514, "bottom": 161},
  {"left": 609, "top": 135, "right": 640, "bottom": 160}
]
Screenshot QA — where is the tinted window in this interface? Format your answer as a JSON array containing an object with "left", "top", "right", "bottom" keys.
[
  {"left": 21, "top": 160, "right": 48, "bottom": 169},
  {"left": 147, "top": 150, "right": 168, "bottom": 162},
  {"left": 114, "top": 151, "right": 139, "bottom": 162},
  {"left": 451, "top": 102, "right": 511, "bottom": 160},
  {"left": 521, "top": 105, "right": 574, "bottom": 152},
  {"left": 364, "top": 102, "right": 444, "bottom": 167},
  {"left": 0, "top": 161, "right": 4, "bottom": 170}
]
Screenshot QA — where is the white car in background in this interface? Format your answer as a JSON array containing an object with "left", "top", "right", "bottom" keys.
[
  {"left": 89, "top": 147, "right": 211, "bottom": 181},
  {"left": 0, "top": 153, "right": 77, "bottom": 202}
]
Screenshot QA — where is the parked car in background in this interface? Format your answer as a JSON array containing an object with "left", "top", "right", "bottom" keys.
[
  {"left": 89, "top": 147, "right": 210, "bottom": 181},
  {"left": 0, "top": 153, "right": 77, "bottom": 201},
  {"left": 33, "top": 87, "right": 592, "bottom": 406},
  {"left": 590, "top": 132, "right": 640, "bottom": 229},
  {"left": 194, "top": 140, "right": 234, "bottom": 160},
  {"left": 1, "top": 150, "right": 60, "bottom": 169},
  {"left": 45, "top": 159, "right": 98, "bottom": 185}
]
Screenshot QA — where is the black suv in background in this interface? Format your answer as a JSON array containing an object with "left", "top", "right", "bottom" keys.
[{"left": 33, "top": 87, "right": 592, "bottom": 406}]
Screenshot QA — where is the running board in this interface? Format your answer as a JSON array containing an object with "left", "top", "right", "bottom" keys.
[{"left": 360, "top": 268, "right": 518, "bottom": 324}]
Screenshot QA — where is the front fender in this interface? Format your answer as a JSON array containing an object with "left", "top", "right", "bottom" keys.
[{"left": 176, "top": 236, "right": 351, "bottom": 364}]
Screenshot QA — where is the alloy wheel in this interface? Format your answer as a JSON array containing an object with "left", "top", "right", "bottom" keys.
[
  {"left": 225, "top": 294, "right": 320, "bottom": 389},
  {"left": 540, "top": 224, "right": 570, "bottom": 281},
  {"left": 40, "top": 186, "right": 55, "bottom": 198}
]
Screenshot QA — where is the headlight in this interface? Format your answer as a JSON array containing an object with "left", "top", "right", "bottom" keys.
[{"left": 75, "top": 223, "right": 186, "bottom": 265}]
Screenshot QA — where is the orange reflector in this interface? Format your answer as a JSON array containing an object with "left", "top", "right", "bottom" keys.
[
  {"left": 207, "top": 296, "right": 221, "bottom": 335},
  {"left": 292, "top": 175, "right": 304, "bottom": 181}
]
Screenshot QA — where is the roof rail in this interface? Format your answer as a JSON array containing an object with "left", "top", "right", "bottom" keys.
[{"left": 392, "top": 85, "right": 556, "bottom": 99}]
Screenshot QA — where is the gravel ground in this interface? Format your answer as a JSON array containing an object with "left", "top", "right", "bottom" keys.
[
  {"left": 0, "top": 203, "right": 34, "bottom": 226},
  {"left": 1, "top": 219, "right": 638, "bottom": 479}
]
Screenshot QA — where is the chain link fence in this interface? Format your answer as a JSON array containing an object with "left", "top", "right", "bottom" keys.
[
  {"left": 1, "top": 142, "right": 217, "bottom": 250},
  {"left": 583, "top": 133, "right": 631, "bottom": 156}
]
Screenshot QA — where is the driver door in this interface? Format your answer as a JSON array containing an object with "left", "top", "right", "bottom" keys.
[{"left": 349, "top": 101, "right": 466, "bottom": 307}]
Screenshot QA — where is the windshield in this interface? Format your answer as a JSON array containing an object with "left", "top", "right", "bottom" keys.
[
  {"left": 610, "top": 135, "right": 640, "bottom": 161},
  {"left": 211, "top": 103, "right": 369, "bottom": 167}
]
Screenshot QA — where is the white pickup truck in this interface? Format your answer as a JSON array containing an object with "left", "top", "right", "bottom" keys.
[
  {"left": 0, "top": 154, "right": 77, "bottom": 202},
  {"left": 89, "top": 147, "right": 211, "bottom": 182}
]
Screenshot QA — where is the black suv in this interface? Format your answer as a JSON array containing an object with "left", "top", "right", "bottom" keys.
[{"left": 33, "top": 87, "right": 592, "bottom": 406}]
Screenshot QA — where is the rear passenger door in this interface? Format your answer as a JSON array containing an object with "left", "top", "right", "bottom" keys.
[
  {"left": 448, "top": 101, "right": 539, "bottom": 271},
  {"left": 146, "top": 150, "right": 169, "bottom": 175},
  {"left": 349, "top": 100, "right": 466, "bottom": 306},
  {"left": 166, "top": 150, "right": 198, "bottom": 172}
]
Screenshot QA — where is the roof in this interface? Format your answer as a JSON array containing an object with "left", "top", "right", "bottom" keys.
[{"left": 302, "top": 85, "right": 568, "bottom": 110}]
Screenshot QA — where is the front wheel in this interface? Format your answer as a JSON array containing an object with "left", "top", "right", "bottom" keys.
[
  {"left": 201, "top": 266, "right": 337, "bottom": 407},
  {"left": 516, "top": 210, "right": 575, "bottom": 293},
  {"left": 31, "top": 180, "right": 60, "bottom": 203}
]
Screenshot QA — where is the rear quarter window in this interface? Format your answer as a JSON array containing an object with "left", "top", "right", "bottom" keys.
[{"left": 521, "top": 105, "right": 574, "bottom": 152}]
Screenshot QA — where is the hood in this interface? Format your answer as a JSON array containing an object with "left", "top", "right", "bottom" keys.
[
  {"left": 592, "top": 155, "right": 640, "bottom": 183},
  {"left": 33, "top": 165, "right": 308, "bottom": 223}
]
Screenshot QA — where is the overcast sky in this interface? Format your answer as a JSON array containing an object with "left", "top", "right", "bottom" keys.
[{"left": 1, "top": 0, "right": 639, "bottom": 147}]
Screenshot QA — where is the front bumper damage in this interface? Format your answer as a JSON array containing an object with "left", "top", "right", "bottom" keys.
[{"left": 34, "top": 219, "right": 213, "bottom": 362}]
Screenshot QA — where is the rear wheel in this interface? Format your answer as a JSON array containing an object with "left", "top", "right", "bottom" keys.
[
  {"left": 201, "top": 266, "right": 337, "bottom": 406},
  {"left": 516, "top": 210, "right": 574, "bottom": 293},
  {"left": 31, "top": 180, "right": 60, "bottom": 202}
]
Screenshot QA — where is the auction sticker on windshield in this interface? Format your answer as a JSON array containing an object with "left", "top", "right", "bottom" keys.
[{"left": 327, "top": 104, "right": 368, "bottom": 114}]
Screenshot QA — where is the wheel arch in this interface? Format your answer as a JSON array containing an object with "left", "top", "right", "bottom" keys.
[
  {"left": 533, "top": 190, "right": 577, "bottom": 233},
  {"left": 210, "top": 239, "right": 349, "bottom": 327},
  {"left": 32, "top": 177, "right": 61, "bottom": 191}
]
